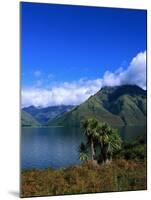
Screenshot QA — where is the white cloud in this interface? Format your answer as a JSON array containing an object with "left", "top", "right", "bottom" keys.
[
  {"left": 22, "top": 51, "right": 146, "bottom": 107},
  {"left": 102, "top": 51, "right": 146, "bottom": 89},
  {"left": 120, "top": 51, "right": 146, "bottom": 89},
  {"left": 22, "top": 79, "right": 103, "bottom": 107}
]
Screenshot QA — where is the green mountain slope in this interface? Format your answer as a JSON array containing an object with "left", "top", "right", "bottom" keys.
[
  {"left": 48, "top": 85, "right": 147, "bottom": 127},
  {"left": 23, "top": 105, "right": 74, "bottom": 125},
  {"left": 21, "top": 110, "right": 40, "bottom": 127}
]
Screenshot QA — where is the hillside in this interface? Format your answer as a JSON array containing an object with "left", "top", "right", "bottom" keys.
[
  {"left": 23, "top": 105, "right": 74, "bottom": 125},
  {"left": 48, "top": 85, "right": 147, "bottom": 127},
  {"left": 21, "top": 110, "right": 40, "bottom": 127}
]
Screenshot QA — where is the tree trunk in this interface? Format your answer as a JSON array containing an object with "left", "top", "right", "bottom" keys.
[
  {"left": 101, "top": 147, "right": 108, "bottom": 164},
  {"left": 109, "top": 152, "right": 112, "bottom": 161},
  {"left": 90, "top": 139, "right": 95, "bottom": 160}
]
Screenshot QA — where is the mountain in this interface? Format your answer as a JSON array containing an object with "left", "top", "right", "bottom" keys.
[
  {"left": 23, "top": 105, "right": 75, "bottom": 125},
  {"left": 48, "top": 85, "right": 147, "bottom": 127},
  {"left": 21, "top": 110, "right": 40, "bottom": 127}
]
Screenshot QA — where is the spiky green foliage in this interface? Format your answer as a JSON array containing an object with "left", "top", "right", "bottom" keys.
[
  {"left": 96, "top": 123, "right": 122, "bottom": 163},
  {"left": 80, "top": 118, "right": 122, "bottom": 164},
  {"left": 81, "top": 118, "right": 99, "bottom": 160},
  {"left": 49, "top": 85, "right": 146, "bottom": 127}
]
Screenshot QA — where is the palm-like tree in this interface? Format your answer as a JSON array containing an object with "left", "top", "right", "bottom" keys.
[
  {"left": 108, "top": 129, "right": 122, "bottom": 158},
  {"left": 79, "top": 118, "right": 122, "bottom": 165},
  {"left": 81, "top": 118, "right": 99, "bottom": 161},
  {"left": 96, "top": 123, "right": 122, "bottom": 164}
]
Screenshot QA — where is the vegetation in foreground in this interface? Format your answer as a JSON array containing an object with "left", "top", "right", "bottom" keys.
[
  {"left": 21, "top": 159, "right": 146, "bottom": 198},
  {"left": 21, "top": 126, "right": 147, "bottom": 198},
  {"left": 79, "top": 118, "right": 122, "bottom": 164},
  {"left": 21, "top": 117, "right": 147, "bottom": 198}
]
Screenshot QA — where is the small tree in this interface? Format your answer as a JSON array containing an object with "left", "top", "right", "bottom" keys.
[
  {"left": 81, "top": 118, "right": 99, "bottom": 161},
  {"left": 96, "top": 123, "right": 122, "bottom": 164},
  {"left": 79, "top": 118, "right": 122, "bottom": 165}
]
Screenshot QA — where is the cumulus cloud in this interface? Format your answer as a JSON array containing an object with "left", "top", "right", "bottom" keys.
[
  {"left": 22, "top": 51, "right": 146, "bottom": 107},
  {"left": 120, "top": 51, "right": 146, "bottom": 88},
  {"left": 102, "top": 51, "right": 146, "bottom": 89},
  {"left": 22, "top": 79, "right": 102, "bottom": 107}
]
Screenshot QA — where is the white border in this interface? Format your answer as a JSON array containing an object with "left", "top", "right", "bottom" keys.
[
  {"left": 0, "top": 0, "right": 150, "bottom": 199},
  {"left": 18, "top": 0, "right": 150, "bottom": 10}
]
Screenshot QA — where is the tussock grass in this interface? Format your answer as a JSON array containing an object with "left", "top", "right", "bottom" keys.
[{"left": 21, "top": 159, "right": 146, "bottom": 198}]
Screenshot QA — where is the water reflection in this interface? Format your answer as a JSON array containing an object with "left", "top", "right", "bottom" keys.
[{"left": 21, "top": 126, "right": 146, "bottom": 169}]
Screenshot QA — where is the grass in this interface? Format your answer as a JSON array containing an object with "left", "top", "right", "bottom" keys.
[{"left": 21, "top": 159, "right": 147, "bottom": 198}]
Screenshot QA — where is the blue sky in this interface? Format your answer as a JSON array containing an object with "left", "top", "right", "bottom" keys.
[{"left": 21, "top": 2, "right": 147, "bottom": 107}]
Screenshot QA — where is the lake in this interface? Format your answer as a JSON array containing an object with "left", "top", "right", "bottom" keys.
[{"left": 21, "top": 126, "right": 146, "bottom": 170}]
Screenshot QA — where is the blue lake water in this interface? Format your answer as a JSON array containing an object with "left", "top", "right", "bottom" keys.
[{"left": 21, "top": 126, "right": 146, "bottom": 170}]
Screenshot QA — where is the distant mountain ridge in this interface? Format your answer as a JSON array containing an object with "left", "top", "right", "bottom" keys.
[
  {"left": 21, "top": 110, "right": 40, "bottom": 127},
  {"left": 22, "top": 105, "right": 75, "bottom": 125},
  {"left": 48, "top": 85, "right": 147, "bottom": 127}
]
